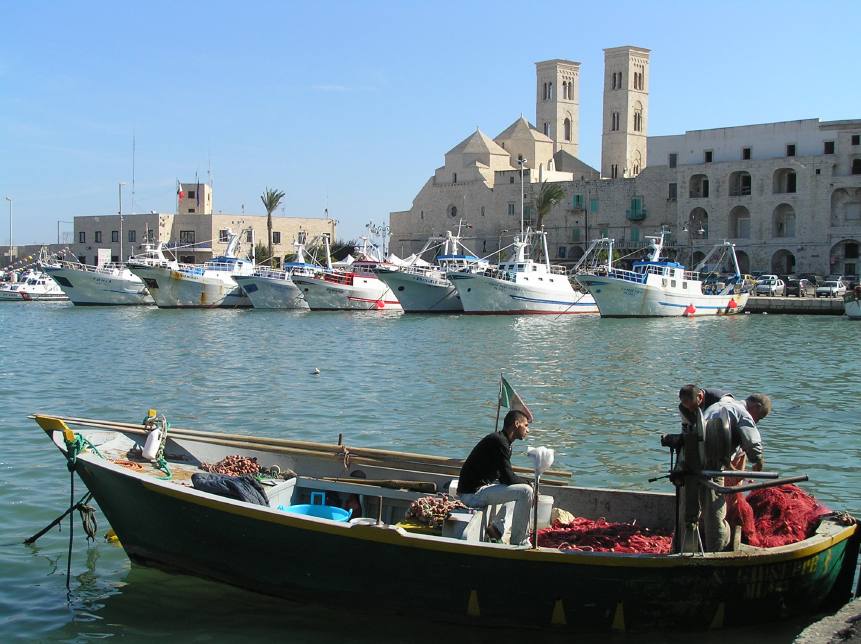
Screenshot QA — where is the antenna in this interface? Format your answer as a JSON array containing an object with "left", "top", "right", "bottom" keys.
[{"left": 131, "top": 132, "right": 136, "bottom": 215}]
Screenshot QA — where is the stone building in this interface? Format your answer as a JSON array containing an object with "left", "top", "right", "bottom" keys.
[
  {"left": 390, "top": 46, "right": 861, "bottom": 280},
  {"left": 69, "top": 182, "right": 336, "bottom": 267}
]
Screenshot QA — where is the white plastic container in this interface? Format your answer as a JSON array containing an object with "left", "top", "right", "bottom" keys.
[
  {"left": 448, "top": 479, "right": 459, "bottom": 498},
  {"left": 142, "top": 429, "right": 161, "bottom": 460},
  {"left": 537, "top": 494, "right": 554, "bottom": 528}
]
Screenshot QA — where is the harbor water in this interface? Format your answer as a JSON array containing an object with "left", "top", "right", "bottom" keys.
[{"left": 0, "top": 304, "right": 858, "bottom": 642}]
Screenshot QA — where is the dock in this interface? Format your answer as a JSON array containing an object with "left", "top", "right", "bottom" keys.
[{"left": 745, "top": 296, "right": 845, "bottom": 315}]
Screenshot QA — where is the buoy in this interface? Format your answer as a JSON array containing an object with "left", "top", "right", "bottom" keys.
[
  {"left": 312, "top": 367, "right": 320, "bottom": 375},
  {"left": 683, "top": 304, "right": 696, "bottom": 316},
  {"left": 728, "top": 298, "right": 737, "bottom": 309},
  {"left": 142, "top": 427, "right": 161, "bottom": 460}
]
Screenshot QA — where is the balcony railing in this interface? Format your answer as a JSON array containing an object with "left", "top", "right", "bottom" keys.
[{"left": 626, "top": 208, "right": 648, "bottom": 221}]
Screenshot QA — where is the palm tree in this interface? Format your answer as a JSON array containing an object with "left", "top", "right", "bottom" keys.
[
  {"left": 260, "top": 187, "right": 286, "bottom": 266},
  {"left": 535, "top": 180, "right": 566, "bottom": 231}
]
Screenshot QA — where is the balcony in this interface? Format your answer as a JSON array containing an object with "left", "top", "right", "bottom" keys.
[{"left": 626, "top": 208, "right": 648, "bottom": 221}]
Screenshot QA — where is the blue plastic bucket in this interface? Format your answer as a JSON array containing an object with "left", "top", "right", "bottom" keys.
[{"left": 279, "top": 491, "right": 352, "bottom": 522}]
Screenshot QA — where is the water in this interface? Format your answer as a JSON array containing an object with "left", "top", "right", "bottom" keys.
[{"left": 0, "top": 304, "right": 858, "bottom": 642}]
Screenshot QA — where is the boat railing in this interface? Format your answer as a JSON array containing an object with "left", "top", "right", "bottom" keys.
[
  {"left": 607, "top": 267, "right": 648, "bottom": 284},
  {"left": 550, "top": 265, "right": 568, "bottom": 275},
  {"left": 252, "top": 268, "right": 289, "bottom": 280},
  {"left": 322, "top": 271, "right": 355, "bottom": 286},
  {"left": 202, "top": 260, "right": 249, "bottom": 273},
  {"left": 482, "top": 268, "right": 516, "bottom": 283}
]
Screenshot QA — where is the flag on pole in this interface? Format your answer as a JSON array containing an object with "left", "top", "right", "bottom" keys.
[
  {"left": 177, "top": 181, "right": 184, "bottom": 201},
  {"left": 196, "top": 175, "right": 200, "bottom": 207},
  {"left": 499, "top": 375, "right": 533, "bottom": 422}
]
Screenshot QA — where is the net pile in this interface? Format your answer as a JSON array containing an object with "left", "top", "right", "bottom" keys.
[
  {"left": 405, "top": 495, "right": 467, "bottom": 528},
  {"left": 536, "top": 517, "right": 673, "bottom": 553},
  {"left": 727, "top": 484, "right": 829, "bottom": 547},
  {"left": 200, "top": 454, "right": 260, "bottom": 476}
]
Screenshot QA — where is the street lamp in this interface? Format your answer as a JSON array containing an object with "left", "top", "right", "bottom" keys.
[
  {"left": 517, "top": 158, "right": 527, "bottom": 235},
  {"left": 4, "top": 196, "right": 11, "bottom": 267},
  {"left": 118, "top": 182, "right": 127, "bottom": 263}
]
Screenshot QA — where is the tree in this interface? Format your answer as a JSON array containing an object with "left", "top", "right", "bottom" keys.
[
  {"left": 535, "top": 180, "right": 566, "bottom": 231},
  {"left": 253, "top": 241, "right": 269, "bottom": 265},
  {"left": 260, "top": 187, "right": 286, "bottom": 267}
]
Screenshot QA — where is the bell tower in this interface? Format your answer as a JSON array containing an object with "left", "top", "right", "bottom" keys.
[
  {"left": 601, "top": 46, "right": 650, "bottom": 179},
  {"left": 535, "top": 59, "right": 580, "bottom": 157}
]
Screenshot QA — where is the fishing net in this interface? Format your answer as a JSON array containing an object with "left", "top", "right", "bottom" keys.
[
  {"left": 536, "top": 517, "right": 673, "bottom": 553},
  {"left": 405, "top": 494, "right": 467, "bottom": 528},
  {"left": 727, "top": 484, "right": 830, "bottom": 547},
  {"left": 200, "top": 454, "right": 260, "bottom": 476}
]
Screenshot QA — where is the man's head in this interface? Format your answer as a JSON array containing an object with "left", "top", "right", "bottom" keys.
[
  {"left": 678, "top": 384, "right": 705, "bottom": 413},
  {"left": 745, "top": 394, "right": 772, "bottom": 422},
  {"left": 502, "top": 409, "right": 530, "bottom": 441}
]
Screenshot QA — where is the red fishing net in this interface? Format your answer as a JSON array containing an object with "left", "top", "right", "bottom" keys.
[
  {"left": 537, "top": 484, "right": 830, "bottom": 553},
  {"left": 726, "top": 484, "right": 830, "bottom": 548},
  {"left": 536, "top": 517, "right": 673, "bottom": 553}
]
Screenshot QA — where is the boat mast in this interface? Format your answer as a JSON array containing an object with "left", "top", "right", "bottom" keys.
[
  {"left": 323, "top": 234, "right": 333, "bottom": 270},
  {"left": 518, "top": 157, "right": 527, "bottom": 238}
]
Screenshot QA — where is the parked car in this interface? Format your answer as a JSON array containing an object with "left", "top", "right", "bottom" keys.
[
  {"left": 785, "top": 278, "right": 815, "bottom": 297},
  {"left": 799, "top": 273, "right": 825, "bottom": 286},
  {"left": 758, "top": 274, "right": 779, "bottom": 282},
  {"left": 815, "top": 280, "right": 847, "bottom": 297},
  {"left": 755, "top": 278, "right": 785, "bottom": 296}
]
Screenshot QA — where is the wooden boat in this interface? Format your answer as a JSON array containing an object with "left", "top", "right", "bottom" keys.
[{"left": 31, "top": 413, "right": 859, "bottom": 632}]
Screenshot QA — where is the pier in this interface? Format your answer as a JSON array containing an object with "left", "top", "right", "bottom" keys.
[{"left": 745, "top": 297, "right": 846, "bottom": 315}]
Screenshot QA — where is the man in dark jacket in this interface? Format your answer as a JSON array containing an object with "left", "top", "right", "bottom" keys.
[{"left": 458, "top": 410, "right": 533, "bottom": 546}]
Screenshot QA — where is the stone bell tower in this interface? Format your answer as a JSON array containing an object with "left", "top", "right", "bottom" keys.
[
  {"left": 535, "top": 59, "right": 580, "bottom": 157},
  {"left": 601, "top": 46, "right": 650, "bottom": 179}
]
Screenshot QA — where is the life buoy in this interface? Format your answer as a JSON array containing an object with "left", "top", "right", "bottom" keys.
[
  {"left": 728, "top": 298, "right": 737, "bottom": 309},
  {"left": 683, "top": 304, "right": 696, "bottom": 316}
]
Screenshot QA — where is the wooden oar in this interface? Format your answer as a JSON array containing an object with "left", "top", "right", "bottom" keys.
[{"left": 34, "top": 413, "right": 573, "bottom": 480}]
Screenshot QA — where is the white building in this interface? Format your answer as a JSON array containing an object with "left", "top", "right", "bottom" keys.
[{"left": 390, "top": 47, "right": 861, "bottom": 280}]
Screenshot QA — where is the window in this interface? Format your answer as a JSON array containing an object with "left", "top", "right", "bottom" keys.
[
  {"left": 187, "top": 208, "right": 195, "bottom": 213},
  {"left": 852, "top": 159, "right": 861, "bottom": 175},
  {"left": 669, "top": 153, "right": 677, "bottom": 168},
  {"left": 78, "top": 231, "right": 86, "bottom": 243},
  {"left": 180, "top": 255, "right": 195, "bottom": 264},
  {"left": 633, "top": 112, "right": 642, "bottom": 132},
  {"left": 452, "top": 173, "right": 457, "bottom": 184},
  {"left": 704, "top": 150, "right": 713, "bottom": 163},
  {"left": 572, "top": 194, "right": 584, "bottom": 208},
  {"left": 481, "top": 206, "right": 485, "bottom": 217},
  {"left": 273, "top": 232, "right": 281, "bottom": 244},
  {"left": 147, "top": 229, "right": 155, "bottom": 242},
  {"left": 246, "top": 230, "right": 253, "bottom": 243},
  {"left": 853, "top": 135, "right": 860, "bottom": 146},
  {"left": 564, "top": 118, "right": 571, "bottom": 141},
  {"left": 128, "top": 230, "right": 136, "bottom": 242},
  {"left": 611, "top": 164, "right": 619, "bottom": 178},
  {"left": 508, "top": 203, "right": 516, "bottom": 216},
  {"left": 543, "top": 122, "right": 549, "bottom": 136},
  {"left": 179, "top": 230, "right": 195, "bottom": 244},
  {"left": 786, "top": 144, "right": 796, "bottom": 157},
  {"left": 611, "top": 112, "right": 620, "bottom": 131},
  {"left": 846, "top": 242, "right": 859, "bottom": 259},
  {"left": 590, "top": 198, "right": 599, "bottom": 213},
  {"left": 78, "top": 255, "right": 86, "bottom": 264},
  {"left": 188, "top": 190, "right": 196, "bottom": 199},
  {"left": 668, "top": 183, "right": 677, "bottom": 200},
  {"left": 510, "top": 176, "right": 515, "bottom": 184},
  {"left": 111, "top": 230, "right": 119, "bottom": 242},
  {"left": 742, "top": 147, "right": 751, "bottom": 160},
  {"left": 95, "top": 231, "right": 102, "bottom": 243},
  {"left": 111, "top": 255, "right": 119, "bottom": 263},
  {"left": 824, "top": 141, "right": 835, "bottom": 154},
  {"left": 218, "top": 229, "right": 229, "bottom": 242},
  {"left": 572, "top": 228, "right": 581, "bottom": 242},
  {"left": 557, "top": 246, "right": 567, "bottom": 258}
]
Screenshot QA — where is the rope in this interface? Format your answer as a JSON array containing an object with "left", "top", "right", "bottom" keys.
[
  {"left": 66, "top": 470, "right": 74, "bottom": 589},
  {"left": 154, "top": 417, "right": 172, "bottom": 479}
]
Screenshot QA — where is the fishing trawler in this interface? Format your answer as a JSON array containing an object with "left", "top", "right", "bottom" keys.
[
  {"left": 233, "top": 235, "right": 321, "bottom": 310},
  {"left": 42, "top": 243, "right": 174, "bottom": 306},
  {"left": 374, "top": 228, "right": 488, "bottom": 313},
  {"left": 449, "top": 228, "right": 597, "bottom": 314},
  {"left": 291, "top": 236, "right": 402, "bottom": 311},
  {"left": 127, "top": 230, "right": 252, "bottom": 308},
  {"left": 576, "top": 232, "right": 749, "bottom": 318}
]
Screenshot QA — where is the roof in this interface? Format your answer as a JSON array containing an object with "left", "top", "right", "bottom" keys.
[
  {"left": 446, "top": 128, "right": 509, "bottom": 157},
  {"left": 495, "top": 116, "right": 553, "bottom": 144}
]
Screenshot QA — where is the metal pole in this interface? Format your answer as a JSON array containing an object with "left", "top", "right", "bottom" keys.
[
  {"left": 519, "top": 159, "right": 526, "bottom": 235},
  {"left": 118, "top": 183, "right": 126, "bottom": 263},
  {"left": 5, "top": 197, "right": 11, "bottom": 267}
]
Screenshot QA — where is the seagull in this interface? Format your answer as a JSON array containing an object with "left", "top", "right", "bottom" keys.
[{"left": 312, "top": 368, "right": 320, "bottom": 375}]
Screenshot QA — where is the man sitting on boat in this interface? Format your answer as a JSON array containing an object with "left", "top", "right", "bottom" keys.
[{"left": 458, "top": 410, "right": 533, "bottom": 546}]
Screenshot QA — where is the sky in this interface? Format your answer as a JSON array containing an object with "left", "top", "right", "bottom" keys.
[{"left": 2, "top": 0, "right": 860, "bottom": 245}]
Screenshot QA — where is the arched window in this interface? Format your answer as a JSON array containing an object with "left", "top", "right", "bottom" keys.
[
  {"left": 448, "top": 205, "right": 458, "bottom": 218},
  {"left": 729, "top": 206, "right": 750, "bottom": 238},
  {"left": 543, "top": 82, "right": 548, "bottom": 100},
  {"left": 548, "top": 82, "right": 553, "bottom": 99},
  {"left": 634, "top": 112, "right": 642, "bottom": 132},
  {"left": 543, "top": 122, "right": 549, "bottom": 136},
  {"left": 689, "top": 174, "right": 709, "bottom": 198},
  {"left": 564, "top": 118, "right": 571, "bottom": 142},
  {"left": 773, "top": 204, "right": 796, "bottom": 237},
  {"left": 773, "top": 168, "right": 797, "bottom": 194},
  {"left": 729, "top": 171, "right": 752, "bottom": 196}
]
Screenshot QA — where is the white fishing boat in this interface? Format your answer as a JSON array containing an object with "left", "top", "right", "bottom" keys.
[
  {"left": 844, "top": 287, "right": 861, "bottom": 320},
  {"left": 42, "top": 243, "right": 172, "bottom": 306},
  {"left": 128, "top": 230, "right": 253, "bottom": 309},
  {"left": 291, "top": 236, "right": 402, "bottom": 311},
  {"left": 449, "top": 228, "right": 598, "bottom": 315},
  {"left": 374, "top": 228, "right": 489, "bottom": 313},
  {"left": 232, "top": 236, "right": 318, "bottom": 310},
  {"left": 575, "top": 232, "right": 749, "bottom": 318},
  {"left": 0, "top": 268, "right": 68, "bottom": 302}
]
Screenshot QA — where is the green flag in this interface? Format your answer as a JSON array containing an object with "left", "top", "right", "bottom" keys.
[{"left": 499, "top": 375, "right": 533, "bottom": 422}]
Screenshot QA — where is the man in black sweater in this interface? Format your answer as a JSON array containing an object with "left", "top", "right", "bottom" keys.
[{"left": 458, "top": 410, "right": 533, "bottom": 546}]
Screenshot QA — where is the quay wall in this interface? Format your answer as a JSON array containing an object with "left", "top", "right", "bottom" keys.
[{"left": 745, "top": 296, "right": 845, "bottom": 314}]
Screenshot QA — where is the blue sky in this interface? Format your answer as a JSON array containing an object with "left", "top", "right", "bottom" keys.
[{"left": 2, "top": 0, "right": 859, "bottom": 245}]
